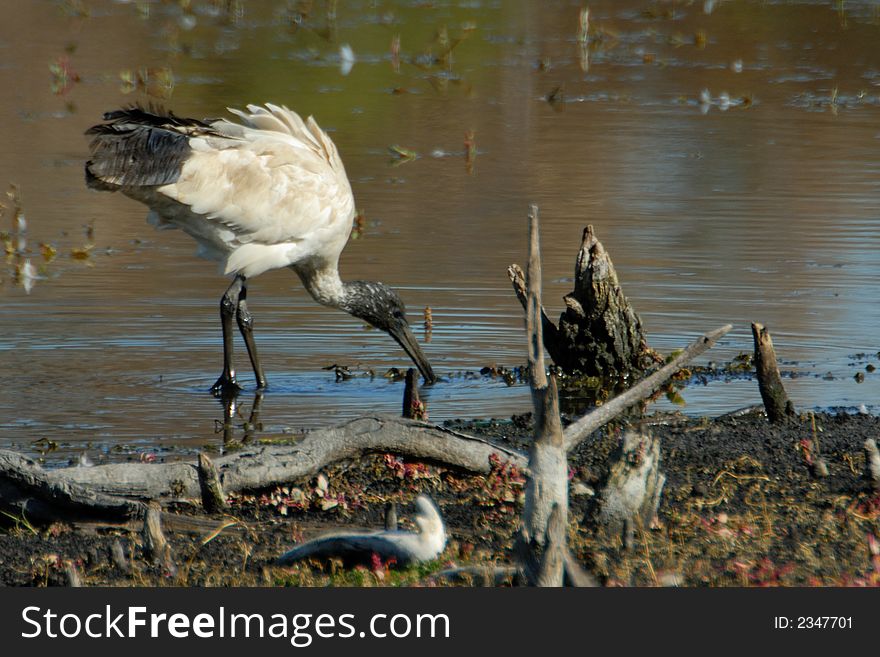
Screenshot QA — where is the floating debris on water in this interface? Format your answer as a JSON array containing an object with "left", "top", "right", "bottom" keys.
[{"left": 339, "top": 44, "right": 356, "bottom": 76}]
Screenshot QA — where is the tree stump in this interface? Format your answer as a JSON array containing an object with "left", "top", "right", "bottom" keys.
[
  {"left": 509, "top": 225, "right": 656, "bottom": 379},
  {"left": 554, "top": 226, "right": 653, "bottom": 377}
]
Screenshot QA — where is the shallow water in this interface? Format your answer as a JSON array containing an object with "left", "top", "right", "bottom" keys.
[{"left": 0, "top": 0, "right": 878, "bottom": 462}]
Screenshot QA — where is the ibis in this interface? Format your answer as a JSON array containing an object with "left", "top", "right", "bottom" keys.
[{"left": 85, "top": 103, "right": 436, "bottom": 395}]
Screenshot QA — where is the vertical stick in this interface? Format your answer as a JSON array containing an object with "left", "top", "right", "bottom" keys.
[
  {"left": 519, "top": 204, "right": 568, "bottom": 587},
  {"left": 751, "top": 323, "right": 795, "bottom": 423},
  {"left": 402, "top": 368, "right": 420, "bottom": 419}
]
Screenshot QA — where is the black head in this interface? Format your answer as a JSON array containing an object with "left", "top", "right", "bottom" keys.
[{"left": 342, "top": 281, "right": 436, "bottom": 384}]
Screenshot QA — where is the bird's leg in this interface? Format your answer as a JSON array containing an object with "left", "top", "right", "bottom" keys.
[
  {"left": 235, "top": 281, "right": 268, "bottom": 390},
  {"left": 211, "top": 275, "right": 244, "bottom": 397}
]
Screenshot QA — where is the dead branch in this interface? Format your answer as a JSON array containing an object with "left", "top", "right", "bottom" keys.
[
  {"left": 0, "top": 417, "right": 527, "bottom": 513},
  {"left": 563, "top": 324, "right": 733, "bottom": 452},
  {"left": 507, "top": 263, "right": 562, "bottom": 363},
  {"left": 517, "top": 204, "right": 569, "bottom": 587}
]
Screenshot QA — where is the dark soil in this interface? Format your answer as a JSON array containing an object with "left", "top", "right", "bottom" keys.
[{"left": 1, "top": 408, "right": 879, "bottom": 587}]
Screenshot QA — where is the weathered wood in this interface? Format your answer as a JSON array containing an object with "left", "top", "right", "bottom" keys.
[
  {"left": 197, "top": 452, "right": 228, "bottom": 513},
  {"left": 507, "top": 263, "right": 562, "bottom": 364},
  {"left": 535, "top": 503, "right": 565, "bottom": 587},
  {"left": 587, "top": 431, "right": 666, "bottom": 546},
  {"left": 563, "top": 324, "right": 733, "bottom": 452},
  {"left": 0, "top": 450, "right": 145, "bottom": 522},
  {"left": 865, "top": 439, "right": 880, "bottom": 492},
  {"left": 0, "top": 417, "right": 527, "bottom": 508},
  {"left": 518, "top": 204, "right": 569, "bottom": 587},
  {"left": 752, "top": 322, "right": 795, "bottom": 423},
  {"left": 561, "top": 225, "right": 656, "bottom": 376}
]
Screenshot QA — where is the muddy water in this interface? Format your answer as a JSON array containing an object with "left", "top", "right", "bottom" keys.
[{"left": 0, "top": 0, "right": 878, "bottom": 462}]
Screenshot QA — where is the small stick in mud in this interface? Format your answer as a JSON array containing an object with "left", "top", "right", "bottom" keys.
[
  {"left": 143, "top": 502, "right": 177, "bottom": 576},
  {"left": 65, "top": 560, "right": 82, "bottom": 587},
  {"left": 864, "top": 439, "right": 880, "bottom": 492},
  {"left": 751, "top": 323, "right": 796, "bottom": 423},
  {"left": 198, "top": 452, "right": 228, "bottom": 513},
  {"left": 402, "top": 368, "right": 426, "bottom": 420},
  {"left": 384, "top": 501, "right": 398, "bottom": 530},
  {"left": 110, "top": 539, "right": 130, "bottom": 574}
]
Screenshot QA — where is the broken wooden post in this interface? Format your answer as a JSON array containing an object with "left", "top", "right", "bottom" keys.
[
  {"left": 516, "top": 205, "right": 569, "bottom": 587},
  {"left": 751, "top": 323, "right": 795, "bottom": 423},
  {"left": 865, "top": 439, "right": 880, "bottom": 492},
  {"left": 402, "top": 368, "right": 426, "bottom": 420},
  {"left": 509, "top": 224, "right": 656, "bottom": 378},
  {"left": 197, "top": 452, "right": 228, "bottom": 513},
  {"left": 587, "top": 431, "right": 665, "bottom": 549}
]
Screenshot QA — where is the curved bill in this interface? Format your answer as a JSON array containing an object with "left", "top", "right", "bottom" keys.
[{"left": 388, "top": 322, "right": 436, "bottom": 384}]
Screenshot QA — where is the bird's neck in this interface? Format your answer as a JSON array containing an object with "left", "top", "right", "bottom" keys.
[{"left": 291, "top": 261, "right": 350, "bottom": 311}]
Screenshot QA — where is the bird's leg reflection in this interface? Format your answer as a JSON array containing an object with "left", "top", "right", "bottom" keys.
[{"left": 216, "top": 389, "right": 264, "bottom": 445}]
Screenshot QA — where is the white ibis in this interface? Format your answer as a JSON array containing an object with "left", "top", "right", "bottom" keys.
[
  {"left": 85, "top": 103, "right": 435, "bottom": 395},
  {"left": 276, "top": 495, "right": 446, "bottom": 567}
]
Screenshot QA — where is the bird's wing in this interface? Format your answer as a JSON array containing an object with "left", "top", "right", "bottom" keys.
[
  {"left": 158, "top": 104, "right": 355, "bottom": 248},
  {"left": 276, "top": 532, "right": 419, "bottom": 566}
]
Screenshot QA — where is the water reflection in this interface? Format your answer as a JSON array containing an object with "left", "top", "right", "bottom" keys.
[{"left": 0, "top": 0, "right": 878, "bottom": 462}]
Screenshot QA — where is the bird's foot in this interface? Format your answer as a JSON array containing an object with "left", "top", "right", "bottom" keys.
[{"left": 211, "top": 374, "right": 242, "bottom": 398}]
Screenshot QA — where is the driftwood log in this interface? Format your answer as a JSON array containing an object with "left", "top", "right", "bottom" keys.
[
  {"left": 0, "top": 416, "right": 526, "bottom": 522},
  {"left": 509, "top": 224, "right": 658, "bottom": 378},
  {"left": 751, "top": 322, "right": 795, "bottom": 423}
]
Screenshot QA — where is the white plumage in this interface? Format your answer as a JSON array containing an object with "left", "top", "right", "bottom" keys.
[{"left": 86, "top": 103, "right": 435, "bottom": 395}]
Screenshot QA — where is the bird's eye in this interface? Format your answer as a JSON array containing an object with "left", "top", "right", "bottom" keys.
[{"left": 392, "top": 309, "right": 404, "bottom": 320}]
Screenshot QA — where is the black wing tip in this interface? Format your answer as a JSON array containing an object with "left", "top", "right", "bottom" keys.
[
  {"left": 84, "top": 160, "right": 119, "bottom": 192},
  {"left": 89, "top": 103, "right": 211, "bottom": 130}
]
